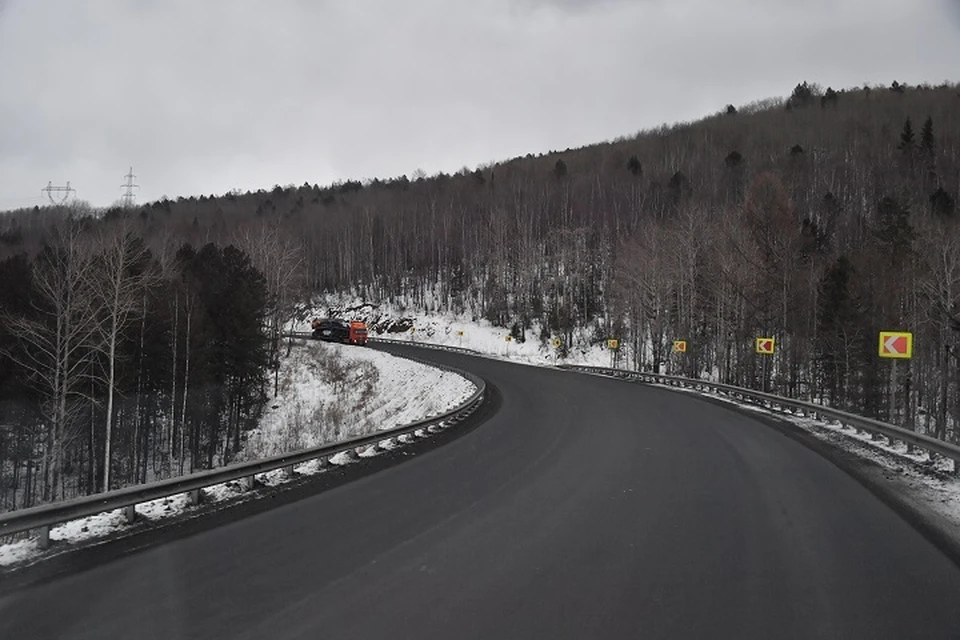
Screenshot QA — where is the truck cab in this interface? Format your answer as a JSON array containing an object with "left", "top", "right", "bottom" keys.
[{"left": 349, "top": 321, "right": 368, "bottom": 346}]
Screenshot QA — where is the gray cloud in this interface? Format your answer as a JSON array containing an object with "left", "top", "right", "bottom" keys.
[{"left": 0, "top": 0, "right": 957, "bottom": 208}]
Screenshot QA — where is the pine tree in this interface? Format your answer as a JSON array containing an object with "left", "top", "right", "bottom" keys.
[
  {"left": 817, "top": 255, "right": 863, "bottom": 406},
  {"left": 920, "top": 116, "right": 935, "bottom": 155},
  {"left": 930, "top": 187, "right": 955, "bottom": 217},
  {"left": 553, "top": 159, "right": 568, "bottom": 179},
  {"left": 875, "top": 196, "right": 915, "bottom": 257},
  {"left": 820, "top": 87, "right": 839, "bottom": 108},
  {"left": 898, "top": 117, "right": 915, "bottom": 151},
  {"left": 788, "top": 81, "right": 816, "bottom": 108},
  {"left": 724, "top": 151, "right": 744, "bottom": 168}
]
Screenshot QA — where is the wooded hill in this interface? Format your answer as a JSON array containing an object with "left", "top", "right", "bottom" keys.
[{"left": 1, "top": 79, "right": 959, "bottom": 510}]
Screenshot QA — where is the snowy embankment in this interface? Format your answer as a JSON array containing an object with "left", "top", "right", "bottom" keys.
[
  {"left": 0, "top": 339, "right": 475, "bottom": 568},
  {"left": 304, "top": 299, "right": 617, "bottom": 368},
  {"left": 240, "top": 339, "right": 475, "bottom": 460}
]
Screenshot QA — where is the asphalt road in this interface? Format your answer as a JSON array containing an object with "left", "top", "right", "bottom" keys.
[{"left": 2, "top": 345, "right": 960, "bottom": 639}]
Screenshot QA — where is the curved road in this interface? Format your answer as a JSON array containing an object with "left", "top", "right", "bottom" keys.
[{"left": 2, "top": 345, "right": 959, "bottom": 639}]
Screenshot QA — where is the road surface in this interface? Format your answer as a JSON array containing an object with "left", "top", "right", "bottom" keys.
[{"left": 1, "top": 344, "right": 959, "bottom": 639}]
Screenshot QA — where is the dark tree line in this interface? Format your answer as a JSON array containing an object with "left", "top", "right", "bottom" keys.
[
  {"left": 0, "top": 223, "right": 269, "bottom": 510},
  {"left": 2, "top": 80, "right": 960, "bottom": 509}
]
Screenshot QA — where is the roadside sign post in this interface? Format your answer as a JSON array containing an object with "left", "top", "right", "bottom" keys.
[
  {"left": 756, "top": 337, "right": 775, "bottom": 393},
  {"left": 671, "top": 341, "right": 687, "bottom": 376},
  {"left": 879, "top": 331, "right": 913, "bottom": 431},
  {"left": 607, "top": 339, "right": 620, "bottom": 368}
]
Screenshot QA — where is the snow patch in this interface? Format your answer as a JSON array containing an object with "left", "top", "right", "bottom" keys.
[
  {"left": 293, "top": 300, "right": 618, "bottom": 369},
  {"left": 329, "top": 451, "right": 356, "bottom": 466},
  {"left": 240, "top": 339, "right": 476, "bottom": 460}
]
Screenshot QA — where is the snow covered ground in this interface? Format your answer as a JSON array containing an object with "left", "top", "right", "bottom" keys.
[
  {"left": 240, "top": 339, "right": 475, "bottom": 460},
  {"left": 0, "top": 338, "right": 476, "bottom": 569},
  {"left": 295, "top": 298, "right": 618, "bottom": 369}
]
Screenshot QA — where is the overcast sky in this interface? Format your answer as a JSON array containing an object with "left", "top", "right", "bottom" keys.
[{"left": 1, "top": 0, "right": 958, "bottom": 209}]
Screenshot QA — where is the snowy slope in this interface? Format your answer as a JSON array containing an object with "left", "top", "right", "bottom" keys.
[
  {"left": 241, "top": 338, "right": 476, "bottom": 460},
  {"left": 293, "top": 298, "right": 619, "bottom": 369}
]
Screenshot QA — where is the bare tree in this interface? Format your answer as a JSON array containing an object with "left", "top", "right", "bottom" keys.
[
  {"left": 88, "top": 225, "right": 157, "bottom": 491},
  {"left": 0, "top": 225, "right": 99, "bottom": 501},
  {"left": 231, "top": 222, "right": 306, "bottom": 396}
]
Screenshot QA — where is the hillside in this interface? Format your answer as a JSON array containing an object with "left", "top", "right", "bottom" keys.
[{"left": 1, "top": 80, "right": 960, "bottom": 510}]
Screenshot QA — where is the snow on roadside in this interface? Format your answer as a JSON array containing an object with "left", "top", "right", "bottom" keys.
[
  {"left": 240, "top": 339, "right": 475, "bottom": 460},
  {"left": 654, "top": 382, "right": 960, "bottom": 527},
  {"left": 0, "top": 338, "right": 476, "bottom": 569},
  {"left": 294, "top": 298, "right": 615, "bottom": 369}
]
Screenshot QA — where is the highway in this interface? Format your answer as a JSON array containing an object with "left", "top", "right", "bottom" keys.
[{"left": 1, "top": 344, "right": 959, "bottom": 639}]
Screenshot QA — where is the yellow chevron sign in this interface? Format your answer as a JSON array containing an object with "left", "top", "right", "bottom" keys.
[
  {"left": 756, "top": 337, "right": 775, "bottom": 355},
  {"left": 878, "top": 331, "right": 912, "bottom": 359}
]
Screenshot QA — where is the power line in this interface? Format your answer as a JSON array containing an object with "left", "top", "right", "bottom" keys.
[
  {"left": 120, "top": 166, "right": 140, "bottom": 207},
  {"left": 41, "top": 181, "right": 76, "bottom": 206}
]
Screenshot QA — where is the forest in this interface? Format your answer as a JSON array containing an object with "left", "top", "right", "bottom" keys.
[{"left": 1, "top": 79, "right": 959, "bottom": 510}]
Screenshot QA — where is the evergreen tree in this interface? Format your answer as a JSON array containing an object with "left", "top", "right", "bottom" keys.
[
  {"left": 667, "top": 171, "right": 691, "bottom": 204},
  {"left": 875, "top": 196, "right": 915, "bottom": 257},
  {"left": 817, "top": 255, "right": 863, "bottom": 406},
  {"left": 920, "top": 116, "right": 935, "bottom": 155},
  {"left": 724, "top": 151, "right": 744, "bottom": 168},
  {"left": 898, "top": 117, "right": 915, "bottom": 151},
  {"left": 788, "top": 81, "right": 816, "bottom": 108},
  {"left": 930, "top": 187, "right": 955, "bottom": 217},
  {"left": 820, "top": 87, "right": 839, "bottom": 108},
  {"left": 553, "top": 159, "right": 568, "bottom": 179}
]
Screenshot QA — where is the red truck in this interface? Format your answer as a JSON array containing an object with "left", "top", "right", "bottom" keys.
[{"left": 311, "top": 318, "right": 368, "bottom": 346}]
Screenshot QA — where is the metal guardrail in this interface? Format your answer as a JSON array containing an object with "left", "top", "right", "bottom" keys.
[
  {"left": 285, "top": 328, "right": 481, "bottom": 356},
  {"left": 560, "top": 365, "right": 960, "bottom": 474},
  {"left": 0, "top": 354, "right": 485, "bottom": 549},
  {"left": 368, "top": 336, "right": 480, "bottom": 356}
]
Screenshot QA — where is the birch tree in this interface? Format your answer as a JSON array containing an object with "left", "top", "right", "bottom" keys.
[
  {"left": 231, "top": 222, "right": 305, "bottom": 396},
  {"left": 0, "top": 225, "right": 98, "bottom": 501},
  {"left": 89, "top": 228, "right": 157, "bottom": 491}
]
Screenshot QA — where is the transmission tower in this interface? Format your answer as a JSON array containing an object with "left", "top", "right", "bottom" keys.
[
  {"left": 120, "top": 166, "right": 140, "bottom": 207},
  {"left": 41, "top": 181, "right": 76, "bottom": 206}
]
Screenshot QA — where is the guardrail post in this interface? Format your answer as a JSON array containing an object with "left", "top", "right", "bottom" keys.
[
  {"left": 283, "top": 464, "right": 295, "bottom": 478},
  {"left": 240, "top": 475, "right": 254, "bottom": 491},
  {"left": 188, "top": 488, "right": 202, "bottom": 505},
  {"left": 123, "top": 504, "right": 136, "bottom": 524},
  {"left": 38, "top": 525, "right": 50, "bottom": 550}
]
